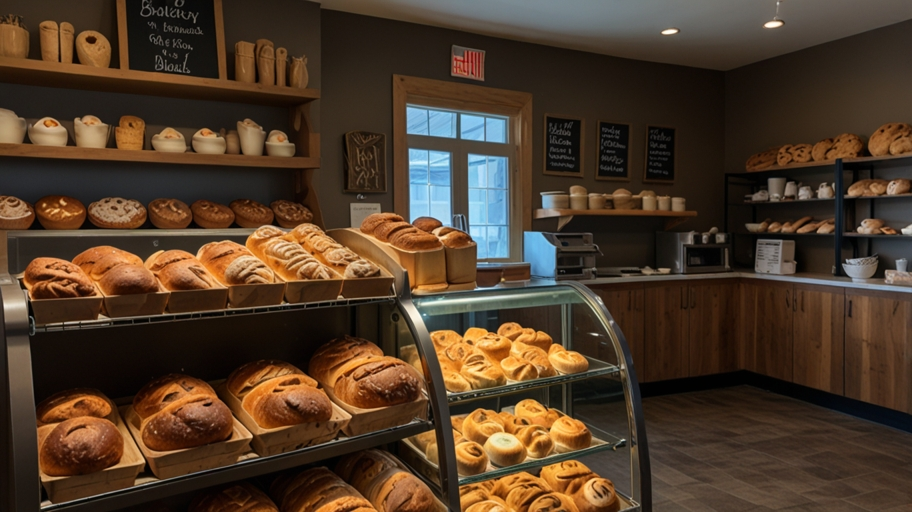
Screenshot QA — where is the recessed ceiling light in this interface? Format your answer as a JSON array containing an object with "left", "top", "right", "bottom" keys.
[
  {"left": 661, "top": 28, "right": 680, "bottom": 36},
  {"left": 764, "top": 19, "right": 785, "bottom": 29}
]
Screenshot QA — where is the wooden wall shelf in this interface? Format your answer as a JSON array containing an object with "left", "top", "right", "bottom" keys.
[
  {"left": 0, "top": 57, "right": 319, "bottom": 107},
  {"left": 0, "top": 143, "right": 319, "bottom": 169},
  {"left": 534, "top": 208, "right": 697, "bottom": 231}
]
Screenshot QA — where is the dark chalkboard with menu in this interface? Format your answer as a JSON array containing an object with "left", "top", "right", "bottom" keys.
[
  {"left": 644, "top": 125, "right": 676, "bottom": 182},
  {"left": 117, "top": 0, "right": 227, "bottom": 79},
  {"left": 596, "top": 121, "right": 630, "bottom": 181},
  {"left": 543, "top": 114, "right": 584, "bottom": 177}
]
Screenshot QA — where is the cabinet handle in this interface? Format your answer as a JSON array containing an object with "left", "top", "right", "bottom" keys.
[
  {"left": 793, "top": 290, "right": 798, "bottom": 312},
  {"left": 801, "top": 291, "right": 805, "bottom": 313},
  {"left": 848, "top": 300, "right": 852, "bottom": 317},
  {"left": 785, "top": 290, "right": 790, "bottom": 310}
]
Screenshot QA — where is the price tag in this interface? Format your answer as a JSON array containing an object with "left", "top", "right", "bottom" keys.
[{"left": 350, "top": 203, "right": 381, "bottom": 228}]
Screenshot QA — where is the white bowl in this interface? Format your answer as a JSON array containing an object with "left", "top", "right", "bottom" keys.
[
  {"left": 846, "top": 255, "right": 878, "bottom": 266},
  {"left": 151, "top": 136, "right": 187, "bottom": 152},
  {"left": 842, "top": 263, "right": 877, "bottom": 280},
  {"left": 0, "top": 115, "right": 27, "bottom": 144},
  {"left": 745, "top": 223, "right": 762, "bottom": 233},
  {"left": 265, "top": 141, "right": 295, "bottom": 157},
  {"left": 541, "top": 192, "right": 569, "bottom": 209},
  {"left": 28, "top": 118, "right": 69, "bottom": 146},
  {"left": 192, "top": 131, "right": 227, "bottom": 154},
  {"left": 657, "top": 268, "right": 671, "bottom": 274},
  {"left": 74, "top": 117, "right": 111, "bottom": 148}
]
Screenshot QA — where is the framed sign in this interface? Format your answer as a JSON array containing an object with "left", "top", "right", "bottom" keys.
[
  {"left": 116, "top": 0, "right": 227, "bottom": 79},
  {"left": 596, "top": 121, "right": 630, "bottom": 181},
  {"left": 344, "top": 131, "right": 387, "bottom": 193},
  {"left": 644, "top": 125, "right": 676, "bottom": 182},
  {"left": 543, "top": 114, "right": 584, "bottom": 177}
]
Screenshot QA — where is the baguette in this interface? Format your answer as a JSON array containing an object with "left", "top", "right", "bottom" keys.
[
  {"left": 781, "top": 216, "right": 812, "bottom": 234},
  {"left": 767, "top": 222, "right": 783, "bottom": 233}
]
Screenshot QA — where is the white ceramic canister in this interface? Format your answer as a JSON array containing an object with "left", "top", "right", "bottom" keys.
[
  {"left": 570, "top": 194, "right": 588, "bottom": 210},
  {"left": 588, "top": 193, "right": 606, "bottom": 210},
  {"left": 768, "top": 177, "right": 787, "bottom": 202},
  {"left": 671, "top": 197, "right": 686, "bottom": 212},
  {"left": 657, "top": 196, "right": 671, "bottom": 211},
  {"left": 642, "top": 195, "right": 657, "bottom": 211},
  {"left": 541, "top": 191, "right": 569, "bottom": 209}
]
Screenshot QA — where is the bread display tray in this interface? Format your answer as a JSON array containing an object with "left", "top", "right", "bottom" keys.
[
  {"left": 38, "top": 407, "right": 145, "bottom": 504},
  {"left": 336, "top": 228, "right": 447, "bottom": 292},
  {"left": 215, "top": 381, "right": 351, "bottom": 456},
  {"left": 120, "top": 405, "right": 252, "bottom": 480},
  {"left": 444, "top": 244, "right": 477, "bottom": 285},
  {"left": 164, "top": 285, "right": 229, "bottom": 314},
  {"left": 21, "top": 278, "right": 103, "bottom": 325},
  {"left": 280, "top": 274, "right": 344, "bottom": 304},
  {"left": 225, "top": 281, "right": 286, "bottom": 309},
  {"left": 324, "top": 385, "right": 428, "bottom": 437},
  {"left": 99, "top": 283, "right": 170, "bottom": 318}
]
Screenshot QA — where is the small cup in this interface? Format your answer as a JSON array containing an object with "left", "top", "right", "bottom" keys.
[
  {"left": 570, "top": 194, "right": 588, "bottom": 210},
  {"left": 588, "top": 194, "right": 606, "bottom": 210},
  {"left": 671, "top": 197, "right": 686, "bottom": 212},
  {"left": 657, "top": 196, "right": 671, "bottom": 211},
  {"left": 642, "top": 195, "right": 657, "bottom": 211},
  {"left": 898, "top": 258, "right": 909, "bottom": 272}
]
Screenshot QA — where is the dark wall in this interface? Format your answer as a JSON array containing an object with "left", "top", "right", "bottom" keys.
[
  {"left": 725, "top": 19, "right": 912, "bottom": 274},
  {"left": 320, "top": 11, "right": 725, "bottom": 268}
]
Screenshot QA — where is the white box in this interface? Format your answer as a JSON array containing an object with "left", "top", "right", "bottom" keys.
[{"left": 755, "top": 239, "right": 796, "bottom": 275}]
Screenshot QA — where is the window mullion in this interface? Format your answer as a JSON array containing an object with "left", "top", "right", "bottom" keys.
[{"left": 452, "top": 139, "right": 469, "bottom": 226}]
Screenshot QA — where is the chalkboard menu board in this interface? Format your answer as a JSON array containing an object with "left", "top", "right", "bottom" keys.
[
  {"left": 644, "top": 125, "right": 676, "bottom": 182},
  {"left": 117, "top": 0, "right": 227, "bottom": 79},
  {"left": 596, "top": 121, "right": 630, "bottom": 181},
  {"left": 543, "top": 114, "right": 584, "bottom": 177}
]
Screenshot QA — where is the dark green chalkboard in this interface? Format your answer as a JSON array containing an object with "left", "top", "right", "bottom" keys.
[
  {"left": 596, "top": 121, "right": 630, "bottom": 181},
  {"left": 543, "top": 114, "right": 584, "bottom": 177},
  {"left": 644, "top": 125, "right": 675, "bottom": 182}
]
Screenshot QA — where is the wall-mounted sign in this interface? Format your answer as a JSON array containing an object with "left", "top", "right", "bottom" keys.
[
  {"left": 116, "top": 0, "right": 227, "bottom": 79},
  {"left": 451, "top": 45, "right": 485, "bottom": 81},
  {"left": 596, "top": 121, "right": 630, "bottom": 181},
  {"left": 644, "top": 125, "right": 676, "bottom": 182},
  {"left": 344, "top": 131, "right": 387, "bottom": 193},
  {"left": 543, "top": 114, "right": 584, "bottom": 177}
]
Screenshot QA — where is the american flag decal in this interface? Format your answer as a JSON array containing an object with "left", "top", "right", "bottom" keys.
[{"left": 451, "top": 45, "right": 485, "bottom": 81}]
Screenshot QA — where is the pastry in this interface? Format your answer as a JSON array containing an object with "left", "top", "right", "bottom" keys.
[
  {"left": 529, "top": 493, "right": 580, "bottom": 512},
  {"left": 745, "top": 147, "right": 781, "bottom": 171},
  {"left": 192, "top": 200, "right": 235, "bottom": 229},
  {"left": 230, "top": 199, "right": 275, "bottom": 228},
  {"left": 505, "top": 482, "right": 552, "bottom": 512},
  {"left": 570, "top": 478, "right": 619, "bottom": 512},
  {"left": 148, "top": 198, "right": 192, "bottom": 229},
  {"left": 811, "top": 138, "right": 834, "bottom": 161},
  {"left": 28, "top": 117, "right": 68, "bottom": 146},
  {"left": 308, "top": 335, "right": 384, "bottom": 387},
  {"left": 246, "top": 228, "right": 336, "bottom": 281},
  {"left": 88, "top": 197, "right": 147, "bottom": 229},
  {"left": 333, "top": 356, "right": 423, "bottom": 408},
  {"left": 334, "top": 449, "right": 402, "bottom": 489},
  {"left": 497, "top": 322, "right": 524, "bottom": 341},
  {"left": 197, "top": 240, "right": 275, "bottom": 285},
  {"left": 869, "top": 123, "right": 912, "bottom": 156},
  {"left": 484, "top": 432, "right": 526, "bottom": 466},
  {"left": 462, "top": 409, "right": 505, "bottom": 445},
  {"left": 191, "top": 128, "right": 226, "bottom": 155},
  {"left": 270, "top": 200, "right": 313, "bottom": 228},
  {"left": 890, "top": 135, "right": 912, "bottom": 155},
  {"left": 518, "top": 346, "right": 557, "bottom": 378},
  {"left": 473, "top": 333, "right": 512, "bottom": 363},
  {"left": 460, "top": 353, "right": 506, "bottom": 389},
  {"left": 36, "top": 388, "right": 113, "bottom": 426},
  {"left": 501, "top": 356, "right": 539, "bottom": 381},
  {"left": 452, "top": 415, "right": 465, "bottom": 433},
  {"left": 72, "top": 246, "right": 143, "bottom": 280},
  {"left": 438, "top": 229, "right": 475, "bottom": 249},
  {"left": 817, "top": 223, "right": 836, "bottom": 234},
  {"left": 442, "top": 364, "right": 472, "bottom": 392},
  {"left": 431, "top": 330, "right": 464, "bottom": 350},
  {"left": 23, "top": 257, "right": 97, "bottom": 299},
  {"left": 73, "top": 115, "right": 110, "bottom": 148},
  {"left": 115, "top": 115, "right": 145, "bottom": 150},
  {"left": 75, "top": 30, "right": 111, "bottom": 67},
  {"left": 826, "top": 133, "right": 864, "bottom": 160},
  {"left": 144, "top": 250, "right": 219, "bottom": 291},
  {"left": 360, "top": 212, "right": 406, "bottom": 235},
  {"left": 776, "top": 144, "right": 812, "bottom": 166},
  {"left": 505, "top": 416, "right": 533, "bottom": 434},
  {"left": 493, "top": 473, "right": 549, "bottom": 499},
  {"left": 514, "top": 329, "right": 553, "bottom": 352},
  {"left": 549, "top": 416, "right": 592, "bottom": 453},
  {"left": 39, "top": 416, "right": 123, "bottom": 476},
  {"left": 410, "top": 430, "right": 438, "bottom": 452},
  {"left": 151, "top": 127, "right": 187, "bottom": 152},
  {"left": 514, "top": 425, "right": 554, "bottom": 458},
  {"left": 97, "top": 263, "right": 159, "bottom": 295},
  {"left": 188, "top": 482, "right": 279, "bottom": 512},
  {"left": 767, "top": 222, "right": 783, "bottom": 233},
  {"left": 887, "top": 179, "right": 911, "bottom": 195},
  {"left": 515, "top": 399, "right": 560, "bottom": 428},
  {"left": 413, "top": 217, "right": 442, "bottom": 233},
  {"left": 466, "top": 500, "right": 510, "bottom": 512},
  {"left": 540, "top": 461, "right": 596, "bottom": 495},
  {"left": 439, "top": 342, "right": 478, "bottom": 369},
  {"left": 548, "top": 348, "right": 588, "bottom": 374},
  {"left": 464, "top": 327, "right": 488, "bottom": 344},
  {"left": 0, "top": 195, "right": 34, "bottom": 229},
  {"left": 388, "top": 226, "right": 443, "bottom": 251}
]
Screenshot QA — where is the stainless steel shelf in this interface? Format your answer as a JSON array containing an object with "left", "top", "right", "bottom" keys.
[{"left": 40, "top": 419, "right": 432, "bottom": 512}]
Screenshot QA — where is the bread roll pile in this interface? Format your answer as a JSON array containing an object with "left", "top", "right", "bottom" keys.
[
  {"left": 308, "top": 335, "right": 424, "bottom": 409},
  {"left": 284, "top": 223, "right": 382, "bottom": 279},
  {"left": 433, "top": 323, "right": 589, "bottom": 393},
  {"left": 73, "top": 245, "right": 160, "bottom": 295},
  {"left": 751, "top": 217, "right": 835, "bottom": 235},
  {"left": 226, "top": 360, "right": 333, "bottom": 429},
  {"left": 36, "top": 388, "right": 124, "bottom": 476},
  {"left": 847, "top": 178, "right": 910, "bottom": 197},
  {"left": 189, "top": 481, "right": 279, "bottom": 512},
  {"left": 359, "top": 213, "right": 476, "bottom": 251},
  {"left": 459, "top": 462, "right": 620, "bottom": 512},
  {"left": 132, "top": 374, "right": 234, "bottom": 451},
  {"left": 335, "top": 449, "right": 438, "bottom": 512},
  {"left": 856, "top": 218, "right": 899, "bottom": 235}
]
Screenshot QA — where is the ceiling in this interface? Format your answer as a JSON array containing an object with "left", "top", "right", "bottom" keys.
[{"left": 317, "top": 0, "right": 912, "bottom": 70}]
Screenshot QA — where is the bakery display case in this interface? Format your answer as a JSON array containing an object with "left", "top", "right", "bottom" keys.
[{"left": 399, "top": 282, "right": 651, "bottom": 511}]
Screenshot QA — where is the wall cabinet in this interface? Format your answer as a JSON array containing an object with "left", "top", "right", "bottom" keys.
[{"left": 845, "top": 290, "right": 912, "bottom": 414}]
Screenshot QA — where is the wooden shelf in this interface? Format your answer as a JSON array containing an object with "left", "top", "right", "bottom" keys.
[
  {"left": 738, "top": 197, "right": 835, "bottom": 205},
  {"left": 534, "top": 208, "right": 697, "bottom": 231},
  {"left": 0, "top": 57, "right": 319, "bottom": 107},
  {"left": 844, "top": 193, "right": 912, "bottom": 201},
  {"left": 0, "top": 143, "right": 319, "bottom": 169},
  {"left": 843, "top": 233, "right": 912, "bottom": 239}
]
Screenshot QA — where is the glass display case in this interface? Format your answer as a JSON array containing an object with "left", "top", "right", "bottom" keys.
[{"left": 400, "top": 281, "right": 651, "bottom": 511}]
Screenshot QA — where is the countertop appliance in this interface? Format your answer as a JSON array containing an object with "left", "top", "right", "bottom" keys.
[
  {"left": 524, "top": 231, "right": 601, "bottom": 280},
  {"left": 656, "top": 231, "right": 731, "bottom": 274}
]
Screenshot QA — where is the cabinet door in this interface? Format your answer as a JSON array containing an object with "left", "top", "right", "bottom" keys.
[
  {"left": 644, "top": 282, "right": 689, "bottom": 382},
  {"left": 688, "top": 280, "right": 738, "bottom": 377},
  {"left": 737, "top": 280, "right": 756, "bottom": 372},
  {"left": 590, "top": 284, "right": 645, "bottom": 378},
  {"left": 746, "top": 280, "right": 793, "bottom": 381},
  {"left": 792, "top": 284, "right": 845, "bottom": 394},
  {"left": 845, "top": 291, "right": 912, "bottom": 414}
]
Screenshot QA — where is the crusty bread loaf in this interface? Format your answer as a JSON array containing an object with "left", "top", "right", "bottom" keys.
[
  {"left": 0, "top": 195, "right": 35, "bottom": 230},
  {"left": 827, "top": 133, "right": 864, "bottom": 160},
  {"left": 285, "top": 226, "right": 381, "bottom": 279},
  {"left": 132, "top": 373, "right": 217, "bottom": 419},
  {"left": 431, "top": 227, "right": 475, "bottom": 249},
  {"left": 811, "top": 138, "right": 834, "bottom": 162},
  {"left": 887, "top": 179, "right": 911, "bottom": 195},
  {"left": 388, "top": 227, "right": 442, "bottom": 251},
  {"left": 197, "top": 240, "right": 276, "bottom": 285},
  {"left": 540, "top": 461, "right": 596, "bottom": 495},
  {"left": 148, "top": 198, "right": 192, "bottom": 229},
  {"left": 35, "top": 195, "right": 86, "bottom": 230},
  {"left": 192, "top": 200, "right": 235, "bottom": 229},
  {"left": 39, "top": 416, "right": 123, "bottom": 476},
  {"left": 745, "top": 147, "right": 781, "bottom": 172},
  {"left": 360, "top": 213, "right": 405, "bottom": 235},
  {"left": 36, "top": 388, "right": 114, "bottom": 426},
  {"left": 88, "top": 197, "right": 147, "bottom": 229},
  {"left": 869, "top": 123, "right": 912, "bottom": 156},
  {"left": 189, "top": 482, "right": 279, "bottom": 512},
  {"left": 273, "top": 466, "right": 372, "bottom": 512},
  {"left": 334, "top": 449, "right": 403, "bottom": 491},
  {"left": 270, "top": 200, "right": 313, "bottom": 228},
  {"left": 412, "top": 217, "right": 442, "bottom": 233},
  {"left": 145, "top": 250, "right": 219, "bottom": 291},
  {"left": 365, "top": 467, "right": 438, "bottom": 512},
  {"left": 246, "top": 227, "right": 336, "bottom": 281},
  {"left": 308, "top": 335, "right": 385, "bottom": 387},
  {"left": 97, "top": 263, "right": 159, "bottom": 295},
  {"left": 140, "top": 394, "right": 234, "bottom": 451},
  {"left": 230, "top": 199, "right": 275, "bottom": 228},
  {"left": 332, "top": 356, "right": 423, "bottom": 408},
  {"left": 549, "top": 416, "right": 592, "bottom": 453},
  {"left": 374, "top": 221, "right": 413, "bottom": 243},
  {"left": 241, "top": 373, "right": 333, "bottom": 429},
  {"left": 73, "top": 246, "right": 144, "bottom": 280},
  {"left": 23, "top": 257, "right": 97, "bottom": 299},
  {"left": 227, "top": 360, "right": 315, "bottom": 397},
  {"left": 776, "top": 144, "right": 812, "bottom": 167}
]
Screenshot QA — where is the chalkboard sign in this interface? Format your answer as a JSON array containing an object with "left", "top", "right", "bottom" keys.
[
  {"left": 596, "top": 121, "right": 630, "bottom": 181},
  {"left": 117, "top": 0, "right": 227, "bottom": 79},
  {"left": 543, "top": 114, "right": 584, "bottom": 177},
  {"left": 644, "top": 125, "right": 676, "bottom": 182}
]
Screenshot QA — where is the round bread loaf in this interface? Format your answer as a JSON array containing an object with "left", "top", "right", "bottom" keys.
[
  {"left": 36, "top": 388, "right": 113, "bottom": 426},
  {"left": 412, "top": 216, "right": 442, "bottom": 233},
  {"left": 549, "top": 416, "right": 592, "bottom": 453},
  {"left": 869, "top": 123, "right": 912, "bottom": 156},
  {"left": 514, "top": 424, "right": 554, "bottom": 458},
  {"left": 73, "top": 246, "right": 144, "bottom": 280},
  {"left": 270, "top": 200, "right": 313, "bottom": 228},
  {"left": 141, "top": 394, "right": 234, "bottom": 451},
  {"left": 23, "top": 257, "right": 97, "bottom": 299},
  {"left": 505, "top": 416, "right": 533, "bottom": 434},
  {"left": 473, "top": 333, "right": 512, "bottom": 362},
  {"left": 0, "top": 196, "right": 35, "bottom": 230},
  {"left": 484, "top": 432, "right": 526, "bottom": 466},
  {"left": 241, "top": 374, "right": 332, "bottom": 429},
  {"left": 88, "top": 197, "right": 147, "bottom": 229},
  {"left": 373, "top": 220, "right": 413, "bottom": 243},
  {"left": 462, "top": 408, "right": 505, "bottom": 445},
  {"left": 540, "top": 460, "right": 596, "bottom": 495},
  {"left": 230, "top": 199, "right": 275, "bottom": 228},
  {"left": 811, "top": 138, "right": 835, "bottom": 162},
  {"left": 745, "top": 147, "right": 781, "bottom": 172},
  {"left": 388, "top": 226, "right": 442, "bottom": 251},
  {"left": 39, "top": 416, "right": 123, "bottom": 476},
  {"left": 501, "top": 356, "right": 539, "bottom": 381},
  {"left": 548, "top": 348, "right": 589, "bottom": 374},
  {"left": 132, "top": 373, "right": 217, "bottom": 419},
  {"left": 332, "top": 356, "right": 422, "bottom": 408},
  {"left": 463, "top": 327, "right": 488, "bottom": 344},
  {"left": 360, "top": 212, "right": 405, "bottom": 235},
  {"left": 188, "top": 482, "right": 279, "bottom": 512},
  {"left": 430, "top": 330, "right": 464, "bottom": 350},
  {"left": 514, "top": 329, "right": 553, "bottom": 352},
  {"left": 308, "top": 335, "right": 384, "bottom": 387},
  {"left": 366, "top": 468, "right": 437, "bottom": 512},
  {"left": 497, "top": 322, "right": 524, "bottom": 341},
  {"left": 887, "top": 179, "right": 911, "bottom": 195},
  {"left": 148, "top": 198, "right": 192, "bottom": 229},
  {"left": 192, "top": 200, "right": 235, "bottom": 229},
  {"left": 36, "top": 195, "right": 86, "bottom": 230},
  {"left": 460, "top": 353, "right": 506, "bottom": 389},
  {"left": 515, "top": 399, "right": 560, "bottom": 428},
  {"left": 827, "top": 133, "right": 864, "bottom": 160},
  {"left": 466, "top": 500, "right": 510, "bottom": 512},
  {"left": 440, "top": 342, "right": 478, "bottom": 369},
  {"left": 97, "top": 263, "right": 159, "bottom": 295},
  {"left": 227, "top": 359, "right": 313, "bottom": 397},
  {"left": 570, "top": 478, "right": 619, "bottom": 512},
  {"left": 529, "top": 493, "right": 580, "bottom": 512}
]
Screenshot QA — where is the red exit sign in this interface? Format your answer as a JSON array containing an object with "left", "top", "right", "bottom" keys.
[{"left": 451, "top": 45, "right": 485, "bottom": 81}]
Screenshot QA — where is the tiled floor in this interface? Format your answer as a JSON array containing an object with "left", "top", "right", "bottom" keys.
[{"left": 644, "top": 386, "right": 912, "bottom": 511}]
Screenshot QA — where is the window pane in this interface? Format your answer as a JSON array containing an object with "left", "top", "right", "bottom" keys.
[
  {"left": 487, "top": 156, "right": 507, "bottom": 189},
  {"left": 487, "top": 189, "right": 507, "bottom": 225},
  {"left": 409, "top": 149, "right": 428, "bottom": 184},
  {"left": 468, "top": 154, "right": 487, "bottom": 188},
  {"left": 407, "top": 107, "right": 428, "bottom": 135},
  {"left": 470, "top": 226, "right": 486, "bottom": 259},
  {"left": 469, "top": 188, "right": 486, "bottom": 225},
  {"left": 461, "top": 114, "right": 485, "bottom": 141},
  {"left": 487, "top": 226, "right": 508, "bottom": 258},
  {"left": 429, "top": 151, "right": 451, "bottom": 186},
  {"left": 428, "top": 110, "right": 456, "bottom": 138},
  {"left": 486, "top": 117, "right": 507, "bottom": 143},
  {"left": 430, "top": 186, "right": 452, "bottom": 222},
  {"left": 410, "top": 185, "right": 429, "bottom": 219}
]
